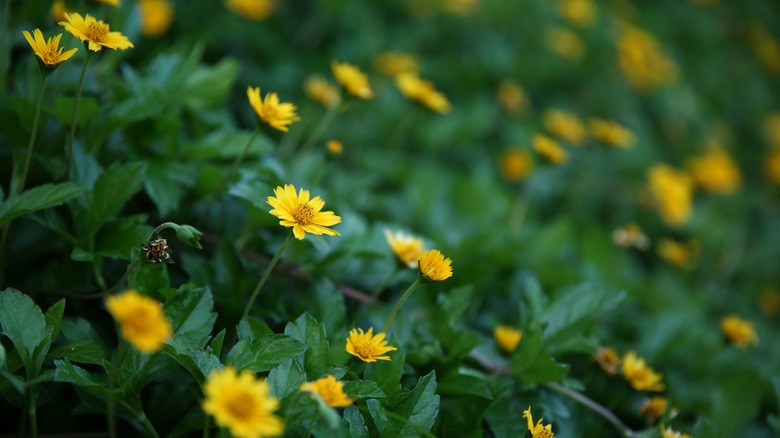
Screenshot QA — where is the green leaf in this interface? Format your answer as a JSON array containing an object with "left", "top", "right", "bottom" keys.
[
  {"left": 344, "top": 405, "right": 370, "bottom": 438},
  {"left": 143, "top": 161, "right": 197, "bottom": 217},
  {"left": 53, "top": 359, "right": 110, "bottom": 396},
  {"left": 237, "top": 316, "right": 273, "bottom": 340},
  {"left": 92, "top": 214, "right": 152, "bottom": 261},
  {"left": 284, "top": 313, "right": 331, "bottom": 378},
  {"left": 53, "top": 96, "right": 100, "bottom": 127},
  {"left": 165, "top": 285, "right": 217, "bottom": 346},
  {"left": 437, "top": 286, "right": 473, "bottom": 328},
  {"left": 181, "top": 58, "right": 241, "bottom": 110},
  {"left": 226, "top": 334, "right": 307, "bottom": 373},
  {"left": 390, "top": 371, "right": 440, "bottom": 436},
  {"left": 0, "top": 288, "right": 51, "bottom": 374},
  {"left": 343, "top": 380, "right": 386, "bottom": 399},
  {"left": 208, "top": 329, "right": 226, "bottom": 357},
  {"left": 162, "top": 339, "right": 222, "bottom": 384},
  {"left": 84, "top": 162, "right": 147, "bottom": 236},
  {"left": 189, "top": 130, "right": 273, "bottom": 161},
  {"left": 267, "top": 358, "right": 306, "bottom": 400},
  {"left": 509, "top": 326, "right": 569, "bottom": 384},
  {"left": 519, "top": 274, "right": 546, "bottom": 328},
  {"left": 0, "top": 183, "right": 86, "bottom": 225},
  {"left": 364, "top": 348, "right": 405, "bottom": 398},
  {"left": 44, "top": 298, "right": 66, "bottom": 341},
  {"left": 48, "top": 341, "right": 105, "bottom": 365},
  {"left": 133, "top": 262, "right": 170, "bottom": 295},
  {"left": 228, "top": 174, "right": 272, "bottom": 210}
]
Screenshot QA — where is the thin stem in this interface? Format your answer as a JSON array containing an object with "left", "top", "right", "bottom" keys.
[
  {"left": 107, "top": 341, "right": 128, "bottom": 438},
  {"left": 224, "top": 128, "right": 260, "bottom": 186},
  {"left": 544, "top": 382, "right": 636, "bottom": 438},
  {"left": 0, "top": 0, "right": 11, "bottom": 92},
  {"left": 66, "top": 51, "right": 94, "bottom": 179},
  {"left": 27, "top": 385, "right": 38, "bottom": 438},
  {"left": 292, "top": 101, "right": 340, "bottom": 165},
  {"left": 203, "top": 414, "right": 211, "bottom": 438},
  {"left": 383, "top": 277, "right": 423, "bottom": 333},
  {"left": 148, "top": 222, "right": 177, "bottom": 242},
  {"left": 508, "top": 180, "right": 534, "bottom": 234},
  {"left": 13, "top": 74, "right": 47, "bottom": 194},
  {"left": 240, "top": 232, "right": 295, "bottom": 321},
  {"left": 304, "top": 409, "right": 320, "bottom": 438}
]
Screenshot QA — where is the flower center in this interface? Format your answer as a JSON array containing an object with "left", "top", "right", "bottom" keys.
[
  {"left": 42, "top": 52, "right": 58, "bottom": 65},
  {"left": 87, "top": 22, "right": 109, "bottom": 42},
  {"left": 226, "top": 391, "right": 255, "bottom": 420},
  {"left": 354, "top": 342, "right": 373, "bottom": 359},
  {"left": 293, "top": 204, "right": 314, "bottom": 225}
]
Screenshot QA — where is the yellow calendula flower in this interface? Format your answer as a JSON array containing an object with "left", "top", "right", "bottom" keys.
[
  {"left": 622, "top": 351, "right": 665, "bottom": 392},
  {"left": 299, "top": 375, "right": 355, "bottom": 408},
  {"left": 523, "top": 406, "right": 554, "bottom": 438},
  {"left": 346, "top": 327, "right": 398, "bottom": 362},
  {"left": 225, "top": 0, "right": 277, "bottom": 20},
  {"left": 720, "top": 315, "right": 759, "bottom": 348},
  {"left": 105, "top": 290, "right": 172, "bottom": 354},
  {"left": 395, "top": 72, "right": 451, "bottom": 114},
  {"left": 202, "top": 367, "right": 283, "bottom": 438},
  {"left": 493, "top": 325, "right": 522, "bottom": 353},
  {"left": 331, "top": 60, "right": 373, "bottom": 99},
  {"left": 59, "top": 12, "right": 134, "bottom": 52},
  {"left": 500, "top": 149, "right": 533, "bottom": 182},
  {"left": 327, "top": 139, "right": 343, "bottom": 155},
  {"left": 304, "top": 75, "right": 340, "bottom": 109},
  {"left": 247, "top": 86, "right": 300, "bottom": 132},
  {"left": 647, "top": 164, "right": 693, "bottom": 227},
  {"left": 533, "top": 134, "right": 568, "bottom": 165},
  {"left": 418, "top": 249, "right": 453, "bottom": 282},
  {"left": 497, "top": 80, "right": 528, "bottom": 114},
  {"left": 384, "top": 229, "right": 425, "bottom": 269},
  {"left": 760, "top": 289, "right": 780, "bottom": 317},
  {"left": 657, "top": 238, "right": 697, "bottom": 269},
  {"left": 544, "top": 109, "right": 586, "bottom": 146},
  {"left": 763, "top": 113, "right": 780, "bottom": 148},
  {"left": 51, "top": 0, "right": 70, "bottom": 22},
  {"left": 545, "top": 26, "right": 585, "bottom": 62},
  {"left": 588, "top": 118, "right": 635, "bottom": 148},
  {"left": 640, "top": 396, "right": 668, "bottom": 423},
  {"left": 22, "top": 29, "right": 78, "bottom": 70},
  {"left": 374, "top": 51, "right": 419, "bottom": 76},
  {"left": 612, "top": 223, "right": 649, "bottom": 250},
  {"left": 617, "top": 24, "right": 678, "bottom": 92},
  {"left": 686, "top": 146, "right": 741, "bottom": 194},
  {"left": 266, "top": 184, "right": 341, "bottom": 240},
  {"left": 660, "top": 425, "right": 690, "bottom": 438},
  {"left": 556, "top": 0, "right": 596, "bottom": 28},
  {"left": 593, "top": 346, "right": 620, "bottom": 375},
  {"left": 138, "top": 0, "right": 174, "bottom": 37}
]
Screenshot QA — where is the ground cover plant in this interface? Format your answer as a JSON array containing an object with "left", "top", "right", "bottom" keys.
[{"left": 0, "top": 0, "right": 779, "bottom": 437}]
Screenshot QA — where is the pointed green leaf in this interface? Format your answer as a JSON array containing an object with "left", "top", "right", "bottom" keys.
[
  {"left": 226, "top": 334, "right": 307, "bottom": 373},
  {"left": 509, "top": 326, "right": 569, "bottom": 383},
  {"left": 343, "top": 379, "right": 386, "bottom": 399},
  {"left": 267, "top": 358, "right": 306, "bottom": 400},
  {"left": 237, "top": 316, "right": 273, "bottom": 341},
  {"left": 344, "top": 405, "right": 370, "bottom": 438},
  {"left": 162, "top": 339, "right": 222, "bottom": 384},
  {"left": 285, "top": 313, "right": 330, "bottom": 378},
  {"left": 364, "top": 348, "right": 405, "bottom": 398},
  {"left": 0, "top": 182, "right": 86, "bottom": 224},
  {"left": 0, "top": 288, "right": 50, "bottom": 374},
  {"left": 84, "top": 162, "right": 147, "bottom": 235},
  {"left": 165, "top": 285, "right": 217, "bottom": 346},
  {"left": 385, "top": 371, "right": 440, "bottom": 436}
]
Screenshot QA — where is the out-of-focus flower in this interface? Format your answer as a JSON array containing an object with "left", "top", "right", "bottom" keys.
[
  {"left": 494, "top": 325, "right": 522, "bottom": 353},
  {"left": 374, "top": 51, "right": 419, "bottom": 76},
  {"left": 647, "top": 164, "right": 693, "bottom": 227},
  {"left": 499, "top": 149, "right": 533, "bottom": 182},
  {"left": 96, "top": 0, "right": 120, "bottom": 6},
  {"left": 544, "top": 109, "right": 586, "bottom": 146},
  {"left": 304, "top": 75, "right": 340, "bottom": 109},
  {"left": 384, "top": 229, "right": 425, "bottom": 269},
  {"left": 138, "top": 0, "right": 174, "bottom": 37},
  {"left": 657, "top": 238, "right": 698, "bottom": 269},
  {"left": 247, "top": 86, "right": 300, "bottom": 132},
  {"left": 556, "top": 0, "right": 596, "bottom": 28},
  {"left": 617, "top": 24, "right": 678, "bottom": 92},
  {"left": 300, "top": 375, "right": 354, "bottom": 408},
  {"left": 593, "top": 346, "right": 620, "bottom": 375},
  {"left": 545, "top": 26, "right": 585, "bottom": 61},
  {"left": 225, "top": 0, "right": 277, "bottom": 20},
  {"left": 327, "top": 139, "right": 343, "bottom": 155},
  {"left": 749, "top": 22, "right": 780, "bottom": 74},
  {"left": 760, "top": 289, "right": 780, "bottom": 317},
  {"left": 497, "top": 80, "right": 528, "bottom": 114},
  {"left": 105, "top": 290, "right": 172, "bottom": 354},
  {"left": 346, "top": 327, "right": 398, "bottom": 362},
  {"left": 51, "top": 0, "right": 69, "bottom": 22},
  {"left": 764, "top": 148, "right": 780, "bottom": 185},
  {"left": 418, "top": 249, "right": 453, "bottom": 281},
  {"left": 266, "top": 184, "right": 341, "bottom": 240},
  {"left": 660, "top": 425, "right": 690, "bottom": 438},
  {"left": 588, "top": 118, "right": 635, "bottom": 148},
  {"left": 523, "top": 406, "right": 554, "bottom": 438},
  {"left": 640, "top": 397, "right": 668, "bottom": 423},
  {"left": 395, "top": 72, "right": 451, "bottom": 114},
  {"left": 331, "top": 60, "right": 373, "bottom": 99},
  {"left": 763, "top": 113, "right": 780, "bottom": 148},
  {"left": 441, "top": 0, "right": 479, "bottom": 16},
  {"left": 60, "top": 13, "right": 134, "bottom": 52},
  {"left": 622, "top": 351, "right": 665, "bottom": 392},
  {"left": 612, "top": 223, "right": 649, "bottom": 250},
  {"left": 22, "top": 29, "right": 78, "bottom": 71},
  {"left": 533, "top": 134, "right": 567, "bottom": 165},
  {"left": 720, "top": 315, "right": 758, "bottom": 348},
  {"left": 686, "top": 145, "right": 741, "bottom": 194}
]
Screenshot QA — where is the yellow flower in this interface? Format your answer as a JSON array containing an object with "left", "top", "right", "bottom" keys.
[
  {"left": 266, "top": 184, "right": 341, "bottom": 240},
  {"left": 384, "top": 229, "right": 425, "bottom": 269},
  {"left": 749, "top": 23, "right": 780, "bottom": 75},
  {"left": 22, "top": 29, "right": 78, "bottom": 69},
  {"left": 556, "top": 0, "right": 596, "bottom": 28},
  {"left": 225, "top": 0, "right": 277, "bottom": 20},
  {"left": 497, "top": 80, "right": 528, "bottom": 114},
  {"left": 304, "top": 75, "right": 340, "bottom": 108},
  {"left": 543, "top": 109, "right": 586, "bottom": 146},
  {"left": 418, "top": 249, "right": 453, "bottom": 282},
  {"left": 59, "top": 12, "right": 134, "bottom": 52},
  {"left": 686, "top": 146, "right": 741, "bottom": 194},
  {"left": 346, "top": 327, "right": 398, "bottom": 362},
  {"left": 331, "top": 60, "right": 373, "bottom": 99},
  {"left": 96, "top": 0, "right": 120, "bottom": 5},
  {"left": 611, "top": 223, "right": 649, "bottom": 250},
  {"left": 202, "top": 367, "right": 284, "bottom": 438},
  {"left": 647, "top": 164, "right": 693, "bottom": 227},
  {"left": 247, "top": 86, "right": 300, "bottom": 132},
  {"left": 299, "top": 375, "right": 355, "bottom": 408},
  {"left": 593, "top": 346, "right": 620, "bottom": 375},
  {"left": 720, "top": 315, "right": 758, "bottom": 348},
  {"left": 493, "top": 325, "right": 522, "bottom": 353},
  {"left": 640, "top": 396, "right": 668, "bottom": 423},
  {"left": 760, "top": 289, "right": 780, "bottom": 317},
  {"left": 621, "top": 351, "right": 665, "bottom": 392},
  {"left": 544, "top": 26, "right": 585, "bottom": 62},
  {"left": 617, "top": 24, "right": 678, "bottom": 91},
  {"left": 764, "top": 148, "right": 780, "bottom": 185},
  {"left": 588, "top": 118, "right": 635, "bottom": 148},
  {"left": 660, "top": 425, "right": 690, "bottom": 438},
  {"left": 105, "top": 290, "right": 172, "bottom": 354},
  {"left": 441, "top": 0, "right": 479, "bottom": 16},
  {"left": 395, "top": 72, "right": 451, "bottom": 114},
  {"left": 51, "top": 0, "right": 70, "bottom": 22},
  {"left": 533, "top": 134, "right": 568, "bottom": 165},
  {"left": 138, "top": 0, "right": 174, "bottom": 37},
  {"left": 763, "top": 113, "right": 780, "bottom": 148},
  {"left": 327, "top": 139, "right": 343, "bottom": 155},
  {"left": 523, "top": 406, "right": 554, "bottom": 438},
  {"left": 499, "top": 149, "right": 533, "bottom": 182},
  {"left": 657, "top": 238, "right": 697, "bottom": 269},
  {"left": 374, "top": 51, "right": 419, "bottom": 76}
]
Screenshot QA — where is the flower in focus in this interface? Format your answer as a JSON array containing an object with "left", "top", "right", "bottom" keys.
[
  {"left": 588, "top": 118, "right": 635, "bottom": 148},
  {"left": 494, "top": 325, "right": 522, "bottom": 353},
  {"left": 647, "top": 164, "right": 693, "bottom": 227},
  {"left": 593, "top": 346, "right": 620, "bottom": 375},
  {"left": 556, "top": 0, "right": 596, "bottom": 28},
  {"left": 59, "top": 13, "right": 134, "bottom": 51},
  {"left": 544, "top": 109, "right": 586, "bottom": 146},
  {"left": 225, "top": 0, "right": 277, "bottom": 20},
  {"left": 686, "top": 145, "right": 741, "bottom": 194},
  {"left": 374, "top": 51, "right": 419, "bottom": 76},
  {"left": 657, "top": 238, "right": 697, "bottom": 269},
  {"left": 202, "top": 367, "right": 284, "bottom": 438},
  {"left": 304, "top": 75, "right": 340, "bottom": 108},
  {"left": 533, "top": 134, "right": 568, "bottom": 165},
  {"left": 247, "top": 86, "right": 300, "bottom": 132},
  {"left": 138, "top": 0, "right": 174, "bottom": 37},
  {"left": 418, "top": 249, "right": 453, "bottom": 282},
  {"left": 617, "top": 24, "right": 678, "bottom": 91},
  {"left": 720, "top": 315, "right": 758, "bottom": 348},
  {"left": 612, "top": 223, "right": 649, "bottom": 250},
  {"left": 544, "top": 26, "right": 585, "bottom": 62},
  {"left": 621, "top": 351, "right": 665, "bottom": 392},
  {"left": 266, "top": 184, "right": 341, "bottom": 240},
  {"left": 640, "top": 396, "right": 668, "bottom": 423},
  {"left": 748, "top": 23, "right": 780, "bottom": 75},
  {"left": 105, "top": 290, "right": 172, "bottom": 354},
  {"left": 499, "top": 149, "right": 533, "bottom": 182},
  {"left": 523, "top": 406, "right": 554, "bottom": 438},
  {"left": 299, "top": 375, "right": 355, "bottom": 408},
  {"left": 660, "top": 425, "right": 690, "bottom": 438},
  {"left": 51, "top": 0, "right": 69, "bottom": 22},
  {"left": 346, "top": 327, "right": 398, "bottom": 362},
  {"left": 763, "top": 113, "right": 780, "bottom": 148},
  {"left": 22, "top": 29, "right": 78, "bottom": 70},
  {"left": 331, "top": 60, "right": 373, "bottom": 99},
  {"left": 395, "top": 72, "right": 451, "bottom": 114},
  {"left": 384, "top": 229, "right": 425, "bottom": 269},
  {"left": 327, "top": 139, "right": 343, "bottom": 155},
  {"left": 760, "top": 289, "right": 780, "bottom": 317},
  {"left": 497, "top": 80, "right": 528, "bottom": 114}
]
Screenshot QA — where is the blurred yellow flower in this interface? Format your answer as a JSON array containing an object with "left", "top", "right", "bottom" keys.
[
  {"left": 202, "top": 367, "right": 283, "bottom": 438},
  {"left": 763, "top": 112, "right": 780, "bottom": 148},
  {"left": 105, "top": 290, "right": 172, "bottom": 354},
  {"left": 617, "top": 24, "right": 678, "bottom": 92},
  {"left": 749, "top": 23, "right": 780, "bottom": 74},
  {"left": 497, "top": 80, "right": 528, "bottom": 114},
  {"left": 327, "top": 139, "right": 343, "bottom": 155},
  {"left": 588, "top": 118, "right": 635, "bottom": 148},
  {"left": 51, "top": 0, "right": 69, "bottom": 22},
  {"left": 647, "top": 164, "right": 693, "bottom": 227},
  {"left": 225, "top": 0, "right": 277, "bottom": 20},
  {"left": 395, "top": 72, "right": 451, "bottom": 114},
  {"left": 304, "top": 75, "right": 340, "bottom": 109},
  {"left": 523, "top": 406, "right": 554, "bottom": 438},
  {"left": 533, "top": 134, "right": 568, "bottom": 165},
  {"left": 59, "top": 13, "right": 134, "bottom": 52},
  {"left": 499, "top": 149, "right": 533, "bottom": 182},
  {"left": 418, "top": 249, "right": 453, "bottom": 281},
  {"left": 720, "top": 315, "right": 758, "bottom": 348},
  {"left": 266, "top": 184, "right": 341, "bottom": 240},
  {"left": 657, "top": 238, "right": 697, "bottom": 269},
  {"left": 22, "top": 29, "right": 78, "bottom": 69},
  {"left": 300, "top": 375, "right": 354, "bottom": 408},
  {"left": 686, "top": 146, "right": 741, "bottom": 194},
  {"left": 612, "top": 223, "right": 649, "bottom": 250},
  {"left": 545, "top": 26, "right": 585, "bottom": 61},
  {"left": 544, "top": 109, "right": 586, "bottom": 145},
  {"left": 493, "top": 325, "right": 522, "bottom": 353},
  {"left": 640, "top": 397, "right": 668, "bottom": 423},
  {"left": 384, "top": 229, "right": 425, "bottom": 269},
  {"left": 96, "top": 0, "right": 120, "bottom": 5},
  {"left": 622, "top": 351, "right": 665, "bottom": 392},
  {"left": 760, "top": 289, "right": 780, "bottom": 317},
  {"left": 764, "top": 148, "right": 780, "bottom": 185},
  {"left": 660, "top": 425, "right": 690, "bottom": 438},
  {"left": 138, "top": 0, "right": 174, "bottom": 37},
  {"left": 374, "top": 51, "right": 419, "bottom": 76},
  {"left": 346, "top": 327, "right": 398, "bottom": 362},
  {"left": 331, "top": 60, "right": 373, "bottom": 99},
  {"left": 556, "top": 0, "right": 596, "bottom": 28},
  {"left": 441, "top": 0, "right": 479, "bottom": 16},
  {"left": 593, "top": 346, "right": 620, "bottom": 375},
  {"left": 247, "top": 86, "right": 300, "bottom": 132}
]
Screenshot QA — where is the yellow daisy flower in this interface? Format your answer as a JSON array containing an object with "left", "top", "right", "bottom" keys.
[
  {"left": 640, "top": 396, "right": 668, "bottom": 423},
  {"left": 592, "top": 346, "right": 620, "bottom": 375},
  {"left": 499, "top": 149, "right": 533, "bottom": 182},
  {"left": 533, "top": 134, "right": 568, "bottom": 165},
  {"left": 374, "top": 51, "right": 419, "bottom": 76},
  {"left": 299, "top": 375, "right": 355, "bottom": 408},
  {"left": 202, "top": 367, "right": 284, "bottom": 438},
  {"left": 138, "top": 0, "right": 174, "bottom": 37},
  {"left": 686, "top": 145, "right": 741, "bottom": 195},
  {"left": 660, "top": 425, "right": 690, "bottom": 438},
  {"left": 304, "top": 75, "right": 340, "bottom": 108},
  {"left": 588, "top": 118, "right": 635, "bottom": 148},
  {"left": 384, "top": 229, "right": 425, "bottom": 269},
  {"left": 266, "top": 184, "right": 341, "bottom": 240},
  {"left": 720, "top": 315, "right": 758, "bottom": 348},
  {"left": 331, "top": 60, "right": 373, "bottom": 99},
  {"left": 346, "top": 327, "right": 398, "bottom": 362},
  {"left": 621, "top": 351, "right": 665, "bottom": 392},
  {"left": 497, "top": 80, "right": 528, "bottom": 114},
  {"left": 418, "top": 249, "right": 453, "bottom": 282},
  {"left": 225, "top": 0, "right": 277, "bottom": 21},
  {"left": 59, "top": 12, "right": 134, "bottom": 52},
  {"left": 493, "top": 325, "right": 522, "bottom": 353},
  {"left": 105, "top": 290, "right": 172, "bottom": 354},
  {"left": 395, "top": 72, "right": 451, "bottom": 114},
  {"left": 647, "top": 164, "right": 693, "bottom": 227},
  {"left": 247, "top": 86, "right": 300, "bottom": 132},
  {"left": 22, "top": 29, "right": 78, "bottom": 69},
  {"left": 523, "top": 406, "right": 554, "bottom": 438},
  {"left": 657, "top": 238, "right": 698, "bottom": 269},
  {"left": 327, "top": 139, "right": 343, "bottom": 155},
  {"left": 543, "top": 109, "right": 586, "bottom": 146}
]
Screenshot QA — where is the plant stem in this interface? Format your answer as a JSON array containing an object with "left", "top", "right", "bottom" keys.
[
  {"left": 224, "top": 128, "right": 260, "bottom": 185},
  {"left": 66, "top": 51, "right": 94, "bottom": 179},
  {"left": 383, "top": 277, "right": 423, "bottom": 333},
  {"left": 304, "top": 409, "right": 320, "bottom": 438},
  {"left": 13, "top": 74, "right": 47, "bottom": 194},
  {"left": 203, "top": 414, "right": 211, "bottom": 438},
  {"left": 544, "top": 382, "right": 636, "bottom": 438},
  {"left": 0, "top": 0, "right": 11, "bottom": 92},
  {"left": 27, "top": 385, "right": 38, "bottom": 438},
  {"left": 107, "top": 341, "right": 128, "bottom": 438},
  {"left": 240, "top": 232, "right": 295, "bottom": 321}
]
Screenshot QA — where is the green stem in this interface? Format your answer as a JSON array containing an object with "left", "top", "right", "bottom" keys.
[
  {"left": 383, "top": 277, "right": 423, "bottom": 333},
  {"left": 224, "top": 128, "right": 260, "bottom": 186},
  {"left": 66, "top": 51, "right": 94, "bottom": 179},
  {"left": 0, "top": 0, "right": 11, "bottom": 92},
  {"left": 148, "top": 222, "right": 177, "bottom": 242},
  {"left": 240, "top": 232, "right": 295, "bottom": 321},
  {"left": 203, "top": 414, "right": 211, "bottom": 438},
  {"left": 27, "top": 384, "right": 38, "bottom": 438},
  {"left": 304, "top": 409, "right": 320, "bottom": 438},
  {"left": 12, "top": 74, "right": 47, "bottom": 194},
  {"left": 293, "top": 101, "right": 340, "bottom": 164},
  {"left": 108, "top": 341, "right": 128, "bottom": 438},
  {"left": 544, "top": 382, "right": 635, "bottom": 437}
]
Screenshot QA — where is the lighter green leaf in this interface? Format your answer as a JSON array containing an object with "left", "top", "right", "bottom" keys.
[
  {"left": 0, "top": 183, "right": 86, "bottom": 225},
  {"left": 84, "top": 162, "right": 147, "bottom": 235},
  {"left": 285, "top": 313, "right": 330, "bottom": 379},
  {"left": 0, "top": 288, "right": 50, "bottom": 374}
]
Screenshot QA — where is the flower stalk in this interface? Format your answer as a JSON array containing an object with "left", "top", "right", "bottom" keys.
[
  {"left": 66, "top": 50, "right": 94, "bottom": 179},
  {"left": 240, "top": 232, "right": 295, "bottom": 321},
  {"left": 383, "top": 277, "right": 423, "bottom": 333}
]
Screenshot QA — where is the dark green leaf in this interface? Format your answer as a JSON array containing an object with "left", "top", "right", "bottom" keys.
[
  {"left": 267, "top": 358, "right": 306, "bottom": 400},
  {"left": 343, "top": 380, "right": 386, "bottom": 399},
  {"left": 53, "top": 96, "right": 100, "bottom": 127},
  {"left": 237, "top": 316, "right": 273, "bottom": 341},
  {"left": 165, "top": 284, "right": 217, "bottom": 346},
  {"left": 208, "top": 329, "right": 226, "bottom": 357},
  {"left": 228, "top": 174, "right": 272, "bottom": 210},
  {"left": 44, "top": 298, "right": 66, "bottom": 341},
  {"left": 384, "top": 371, "right": 440, "bottom": 436},
  {"left": 189, "top": 130, "right": 273, "bottom": 161},
  {"left": 344, "top": 405, "right": 370, "bottom": 438},
  {"left": 226, "top": 334, "right": 307, "bottom": 373},
  {"left": 53, "top": 359, "right": 110, "bottom": 396},
  {"left": 144, "top": 161, "right": 197, "bottom": 217},
  {"left": 0, "top": 183, "right": 86, "bottom": 224},
  {"left": 181, "top": 58, "right": 241, "bottom": 110},
  {"left": 364, "top": 348, "right": 405, "bottom": 398},
  {"left": 49, "top": 341, "right": 105, "bottom": 365},
  {"left": 162, "top": 339, "right": 222, "bottom": 384},
  {"left": 509, "top": 326, "right": 569, "bottom": 384},
  {"left": 84, "top": 162, "right": 147, "bottom": 236},
  {"left": 0, "top": 288, "right": 50, "bottom": 374},
  {"left": 284, "top": 313, "right": 331, "bottom": 378}
]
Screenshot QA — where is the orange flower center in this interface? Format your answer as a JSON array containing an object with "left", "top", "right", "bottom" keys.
[
  {"left": 293, "top": 204, "right": 314, "bottom": 225},
  {"left": 226, "top": 391, "right": 254, "bottom": 420},
  {"left": 87, "top": 22, "right": 109, "bottom": 42},
  {"left": 42, "top": 52, "right": 59, "bottom": 65}
]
